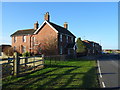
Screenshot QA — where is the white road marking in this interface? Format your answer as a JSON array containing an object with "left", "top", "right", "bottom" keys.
[
  {"left": 97, "top": 60, "right": 102, "bottom": 78},
  {"left": 102, "top": 82, "right": 106, "bottom": 88},
  {"left": 97, "top": 60, "right": 106, "bottom": 88}
]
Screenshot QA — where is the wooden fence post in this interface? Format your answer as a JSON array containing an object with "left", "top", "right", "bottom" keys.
[
  {"left": 25, "top": 58, "right": 28, "bottom": 69},
  {"left": 42, "top": 54, "right": 44, "bottom": 66},
  {"left": 13, "top": 52, "right": 19, "bottom": 76}
]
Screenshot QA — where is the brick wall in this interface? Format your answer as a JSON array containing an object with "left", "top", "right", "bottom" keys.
[{"left": 12, "top": 23, "right": 58, "bottom": 55}]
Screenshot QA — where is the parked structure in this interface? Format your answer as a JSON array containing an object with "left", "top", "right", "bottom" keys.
[
  {"left": 11, "top": 12, "right": 76, "bottom": 55},
  {"left": 82, "top": 40, "right": 102, "bottom": 55},
  {"left": 0, "top": 44, "right": 11, "bottom": 56}
]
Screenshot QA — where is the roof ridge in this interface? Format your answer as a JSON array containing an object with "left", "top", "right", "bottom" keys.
[
  {"left": 49, "top": 22, "right": 76, "bottom": 37},
  {"left": 17, "top": 29, "right": 34, "bottom": 31},
  {"left": 49, "top": 22, "right": 67, "bottom": 30}
]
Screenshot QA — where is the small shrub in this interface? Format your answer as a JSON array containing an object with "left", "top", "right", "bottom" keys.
[{"left": 22, "top": 52, "right": 30, "bottom": 57}]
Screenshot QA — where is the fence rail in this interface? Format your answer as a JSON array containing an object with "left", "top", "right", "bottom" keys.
[{"left": 0, "top": 52, "right": 44, "bottom": 77}]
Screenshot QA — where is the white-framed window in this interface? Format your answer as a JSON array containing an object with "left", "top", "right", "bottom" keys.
[
  {"left": 22, "top": 46, "right": 26, "bottom": 53},
  {"left": 68, "top": 49, "right": 70, "bottom": 55},
  {"left": 23, "top": 36, "right": 26, "bottom": 42},
  {"left": 60, "top": 46, "right": 62, "bottom": 54},
  {"left": 14, "top": 36, "right": 17, "bottom": 43},
  {"left": 71, "top": 37, "right": 73, "bottom": 43},
  {"left": 32, "top": 37, "right": 35, "bottom": 47},
  {"left": 14, "top": 46, "right": 16, "bottom": 51},
  {"left": 60, "top": 34, "right": 62, "bottom": 42},
  {"left": 66, "top": 35, "right": 68, "bottom": 43},
  {"left": 32, "top": 37, "right": 35, "bottom": 42},
  {"left": 93, "top": 43, "right": 94, "bottom": 47}
]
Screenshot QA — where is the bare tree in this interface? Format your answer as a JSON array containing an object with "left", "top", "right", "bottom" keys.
[{"left": 35, "top": 35, "right": 58, "bottom": 55}]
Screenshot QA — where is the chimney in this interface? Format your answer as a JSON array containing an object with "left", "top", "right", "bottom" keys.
[
  {"left": 34, "top": 21, "right": 39, "bottom": 30},
  {"left": 44, "top": 12, "right": 50, "bottom": 22},
  {"left": 64, "top": 22, "right": 68, "bottom": 29}
]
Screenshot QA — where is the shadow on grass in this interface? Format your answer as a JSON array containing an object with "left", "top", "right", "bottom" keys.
[
  {"left": 3, "top": 63, "right": 98, "bottom": 89},
  {"left": 81, "top": 67, "right": 99, "bottom": 88}
]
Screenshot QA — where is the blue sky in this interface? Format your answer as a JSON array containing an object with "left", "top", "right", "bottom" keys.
[{"left": 1, "top": 2, "right": 118, "bottom": 49}]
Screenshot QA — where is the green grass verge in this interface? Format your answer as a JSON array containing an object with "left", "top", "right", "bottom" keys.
[{"left": 2, "top": 58, "right": 99, "bottom": 89}]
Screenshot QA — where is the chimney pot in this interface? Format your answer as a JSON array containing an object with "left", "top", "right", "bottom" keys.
[
  {"left": 64, "top": 22, "right": 68, "bottom": 29},
  {"left": 44, "top": 12, "right": 50, "bottom": 22}
]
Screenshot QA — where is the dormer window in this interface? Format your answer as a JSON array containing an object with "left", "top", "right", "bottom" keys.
[
  {"left": 23, "top": 36, "right": 26, "bottom": 42},
  {"left": 60, "top": 34, "right": 62, "bottom": 42}
]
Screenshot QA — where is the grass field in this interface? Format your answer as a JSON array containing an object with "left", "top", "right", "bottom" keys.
[{"left": 2, "top": 58, "right": 99, "bottom": 89}]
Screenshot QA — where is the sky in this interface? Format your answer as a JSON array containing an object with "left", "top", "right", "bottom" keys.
[{"left": 1, "top": 2, "right": 118, "bottom": 49}]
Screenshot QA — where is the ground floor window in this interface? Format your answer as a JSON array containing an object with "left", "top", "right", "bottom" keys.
[
  {"left": 60, "top": 46, "right": 62, "bottom": 54},
  {"left": 22, "top": 46, "right": 26, "bottom": 53},
  {"left": 68, "top": 49, "right": 70, "bottom": 55},
  {"left": 14, "top": 46, "right": 16, "bottom": 51}
]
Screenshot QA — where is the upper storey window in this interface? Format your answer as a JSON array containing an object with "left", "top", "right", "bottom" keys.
[
  {"left": 71, "top": 37, "right": 73, "bottom": 43},
  {"left": 60, "top": 34, "right": 62, "bottom": 42},
  {"left": 66, "top": 35, "right": 68, "bottom": 43},
  {"left": 23, "top": 36, "right": 26, "bottom": 42},
  {"left": 14, "top": 36, "right": 17, "bottom": 43}
]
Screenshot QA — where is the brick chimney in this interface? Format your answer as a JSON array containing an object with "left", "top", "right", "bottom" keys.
[
  {"left": 64, "top": 22, "right": 68, "bottom": 29},
  {"left": 44, "top": 12, "right": 50, "bottom": 22},
  {"left": 34, "top": 21, "right": 39, "bottom": 30}
]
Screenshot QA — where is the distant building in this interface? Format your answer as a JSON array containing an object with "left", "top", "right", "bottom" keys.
[
  {"left": 0, "top": 44, "right": 11, "bottom": 56},
  {"left": 103, "top": 49, "right": 120, "bottom": 53},
  {"left": 82, "top": 40, "right": 102, "bottom": 55},
  {"left": 11, "top": 12, "right": 76, "bottom": 55}
]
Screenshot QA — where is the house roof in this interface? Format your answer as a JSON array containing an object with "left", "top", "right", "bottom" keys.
[
  {"left": 11, "top": 29, "right": 35, "bottom": 37},
  {"left": 11, "top": 21, "right": 76, "bottom": 37},
  {"left": 49, "top": 22, "right": 76, "bottom": 37}
]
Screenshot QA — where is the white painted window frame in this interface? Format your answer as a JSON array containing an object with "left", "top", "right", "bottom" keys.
[
  {"left": 60, "top": 46, "right": 63, "bottom": 54},
  {"left": 60, "top": 34, "right": 62, "bottom": 42},
  {"left": 22, "top": 46, "right": 26, "bottom": 53},
  {"left": 23, "top": 36, "right": 26, "bottom": 42},
  {"left": 14, "top": 36, "right": 17, "bottom": 43},
  {"left": 66, "top": 35, "right": 68, "bottom": 43}
]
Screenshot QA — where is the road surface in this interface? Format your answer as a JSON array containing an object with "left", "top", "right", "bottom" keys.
[{"left": 98, "top": 54, "right": 120, "bottom": 89}]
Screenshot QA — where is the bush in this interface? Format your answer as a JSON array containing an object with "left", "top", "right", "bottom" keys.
[
  {"left": 76, "top": 37, "right": 86, "bottom": 53},
  {"left": 22, "top": 52, "right": 30, "bottom": 57}
]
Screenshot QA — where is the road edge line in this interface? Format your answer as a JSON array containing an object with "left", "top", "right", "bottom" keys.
[
  {"left": 102, "top": 81, "right": 106, "bottom": 88},
  {"left": 97, "top": 59, "right": 106, "bottom": 88},
  {"left": 97, "top": 60, "right": 102, "bottom": 78}
]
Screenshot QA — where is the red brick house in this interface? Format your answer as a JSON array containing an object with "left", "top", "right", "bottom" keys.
[
  {"left": 82, "top": 40, "right": 102, "bottom": 55},
  {"left": 11, "top": 12, "right": 76, "bottom": 55}
]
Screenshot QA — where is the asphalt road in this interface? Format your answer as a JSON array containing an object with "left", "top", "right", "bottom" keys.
[{"left": 98, "top": 54, "right": 120, "bottom": 89}]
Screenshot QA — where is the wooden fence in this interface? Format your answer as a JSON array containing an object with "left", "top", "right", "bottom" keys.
[{"left": 0, "top": 52, "right": 44, "bottom": 77}]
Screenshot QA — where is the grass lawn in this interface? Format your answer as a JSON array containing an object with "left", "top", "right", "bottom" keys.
[{"left": 2, "top": 58, "right": 99, "bottom": 89}]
